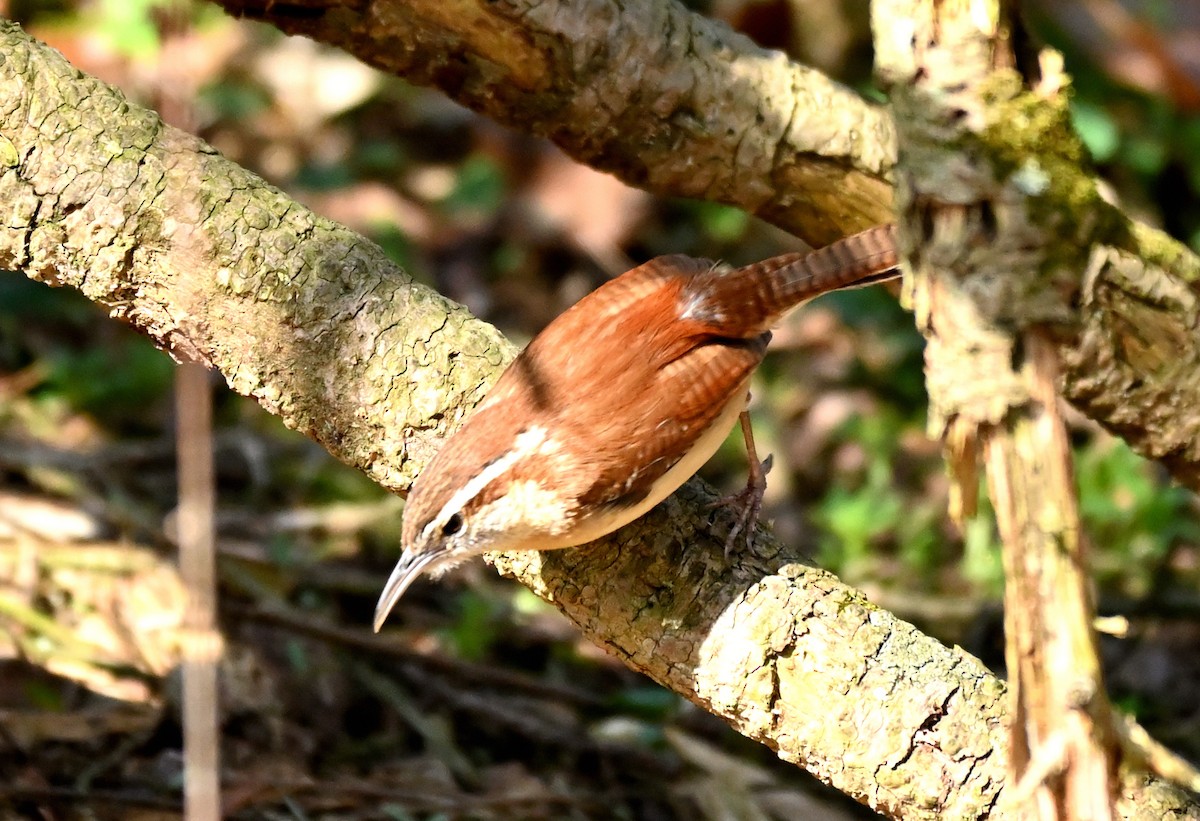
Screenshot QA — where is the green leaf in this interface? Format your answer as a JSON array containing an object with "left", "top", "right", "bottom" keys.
[
  {"left": 1070, "top": 101, "right": 1119, "bottom": 163},
  {"left": 693, "top": 202, "right": 749, "bottom": 243},
  {"left": 95, "top": 0, "right": 162, "bottom": 60},
  {"left": 441, "top": 155, "right": 506, "bottom": 217}
]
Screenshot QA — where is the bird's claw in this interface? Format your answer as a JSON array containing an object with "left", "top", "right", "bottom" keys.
[{"left": 708, "top": 453, "right": 772, "bottom": 557}]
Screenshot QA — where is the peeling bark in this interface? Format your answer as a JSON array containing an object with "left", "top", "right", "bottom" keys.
[
  {"left": 0, "top": 21, "right": 1011, "bottom": 818},
  {"left": 875, "top": 1, "right": 1189, "bottom": 818}
]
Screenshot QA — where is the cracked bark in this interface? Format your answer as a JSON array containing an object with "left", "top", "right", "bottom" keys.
[
  {"left": 1, "top": 13, "right": 1198, "bottom": 821},
  {"left": 0, "top": 21, "right": 511, "bottom": 496},
  {"left": 1, "top": 20, "right": 1005, "bottom": 818}
]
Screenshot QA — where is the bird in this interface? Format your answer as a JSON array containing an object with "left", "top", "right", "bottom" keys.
[{"left": 374, "top": 223, "right": 901, "bottom": 631}]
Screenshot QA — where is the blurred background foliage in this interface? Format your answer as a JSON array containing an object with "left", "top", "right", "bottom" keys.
[{"left": 1, "top": 0, "right": 1199, "bottom": 818}]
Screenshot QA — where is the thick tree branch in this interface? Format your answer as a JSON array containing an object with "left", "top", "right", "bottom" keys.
[
  {"left": 0, "top": 21, "right": 511, "bottom": 496},
  {"left": 1, "top": 18, "right": 1196, "bottom": 819},
  {"left": 210, "top": 0, "right": 1200, "bottom": 494},
  {"left": 211, "top": 0, "right": 896, "bottom": 248}
]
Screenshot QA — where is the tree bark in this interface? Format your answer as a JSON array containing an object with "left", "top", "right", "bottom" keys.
[
  {"left": 0, "top": 16, "right": 1197, "bottom": 821},
  {"left": 212, "top": 0, "right": 896, "bottom": 248},
  {"left": 876, "top": 1, "right": 1188, "bottom": 817},
  {"left": 0, "top": 19, "right": 512, "bottom": 496}
]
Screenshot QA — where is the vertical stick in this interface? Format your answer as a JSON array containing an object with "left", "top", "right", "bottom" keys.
[
  {"left": 156, "top": 5, "right": 222, "bottom": 815},
  {"left": 177, "top": 362, "right": 221, "bottom": 820}
]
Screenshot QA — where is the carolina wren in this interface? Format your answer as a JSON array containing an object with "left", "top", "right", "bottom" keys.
[{"left": 374, "top": 224, "right": 900, "bottom": 630}]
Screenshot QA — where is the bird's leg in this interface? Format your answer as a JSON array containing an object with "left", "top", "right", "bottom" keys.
[{"left": 709, "top": 409, "right": 772, "bottom": 556}]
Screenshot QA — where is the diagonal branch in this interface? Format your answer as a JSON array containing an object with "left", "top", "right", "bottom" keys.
[{"left": 212, "top": 0, "right": 896, "bottom": 248}]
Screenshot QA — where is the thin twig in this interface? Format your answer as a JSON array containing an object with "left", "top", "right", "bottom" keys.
[
  {"left": 0, "top": 786, "right": 181, "bottom": 811},
  {"left": 225, "top": 603, "right": 605, "bottom": 708},
  {"left": 176, "top": 362, "right": 221, "bottom": 821}
]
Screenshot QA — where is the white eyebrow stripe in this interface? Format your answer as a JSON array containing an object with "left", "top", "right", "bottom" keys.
[{"left": 421, "top": 426, "right": 551, "bottom": 541}]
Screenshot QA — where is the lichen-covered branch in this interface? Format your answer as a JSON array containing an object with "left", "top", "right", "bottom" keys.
[
  {"left": 0, "top": 21, "right": 511, "bottom": 495},
  {"left": 493, "top": 491, "right": 1010, "bottom": 819},
  {"left": 211, "top": 0, "right": 896, "bottom": 248}
]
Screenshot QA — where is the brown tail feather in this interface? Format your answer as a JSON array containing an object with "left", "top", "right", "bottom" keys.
[{"left": 682, "top": 224, "right": 901, "bottom": 338}]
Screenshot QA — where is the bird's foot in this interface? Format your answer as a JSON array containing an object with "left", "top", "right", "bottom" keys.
[{"left": 708, "top": 453, "right": 772, "bottom": 557}]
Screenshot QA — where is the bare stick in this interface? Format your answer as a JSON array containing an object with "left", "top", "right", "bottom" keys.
[{"left": 176, "top": 362, "right": 221, "bottom": 821}]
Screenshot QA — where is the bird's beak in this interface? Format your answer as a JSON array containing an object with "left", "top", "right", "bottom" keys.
[{"left": 373, "top": 549, "right": 442, "bottom": 632}]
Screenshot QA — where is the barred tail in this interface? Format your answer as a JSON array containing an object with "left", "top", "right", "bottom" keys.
[{"left": 682, "top": 224, "right": 901, "bottom": 338}]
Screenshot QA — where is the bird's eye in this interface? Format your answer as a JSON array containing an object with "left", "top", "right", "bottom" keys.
[{"left": 442, "top": 513, "right": 464, "bottom": 536}]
